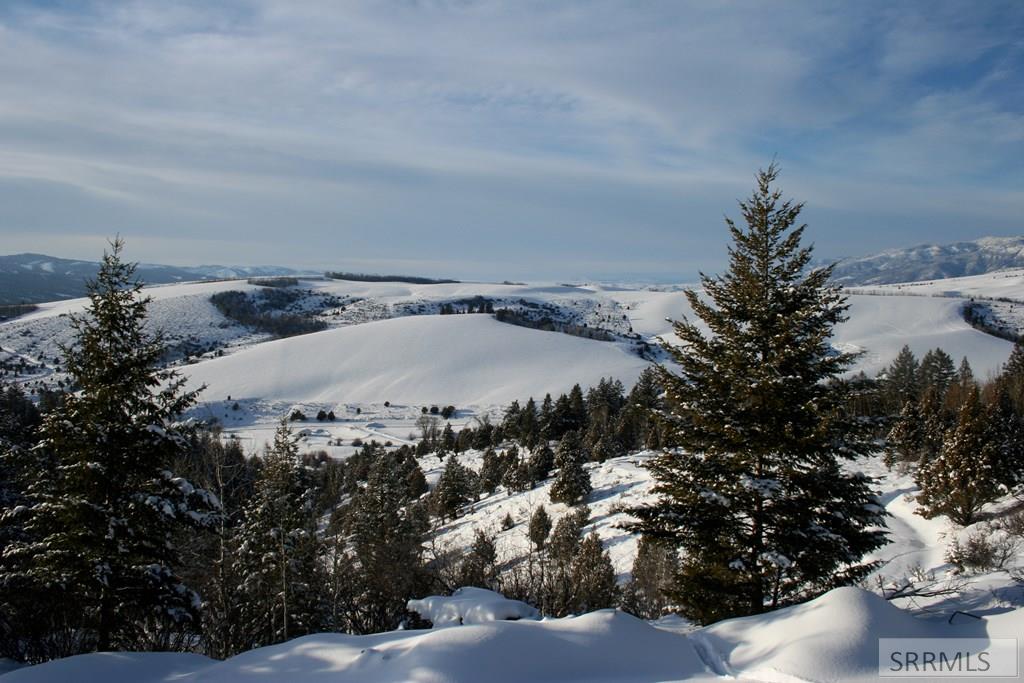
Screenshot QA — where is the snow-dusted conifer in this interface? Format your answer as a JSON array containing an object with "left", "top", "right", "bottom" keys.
[
  {"left": 233, "top": 419, "right": 322, "bottom": 648},
  {"left": 882, "top": 345, "right": 920, "bottom": 411},
  {"left": 346, "top": 450, "right": 424, "bottom": 633},
  {"left": 918, "top": 348, "right": 956, "bottom": 397},
  {"left": 621, "top": 536, "right": 678, "bottom": 620},
  {"left": 916, "top": 386, "right": 1001, "bottom": 525},
  {"left": 0, "top": 240, "right": 217, "bottom": 656},
  {"left": 528, "top": 505, "right": 552, "bottom": 552},
  {"left": 885, "top": 399, "right": 923, "bottom": 468},
  {"left": 549, "top": 430, "right": 591, "bottom": 505},
  {"left": 568, "top": 533, "right": 619, "bottom": 613},
  {"left": 431, "top": 454, "right": 474, "bottom": 521},
  {"left": 626, "top": 166, "right": 887, "bottom": 625}
]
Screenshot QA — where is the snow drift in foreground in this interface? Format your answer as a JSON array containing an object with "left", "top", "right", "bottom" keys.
[{"left": 5, "top": 586, "right": 1022, "bottom": 683}]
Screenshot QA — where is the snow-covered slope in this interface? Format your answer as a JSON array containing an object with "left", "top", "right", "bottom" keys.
[
  {"left": 181, "top": 314, "right": 650, "bottom": 407},
  {"left": 603, "top": 289, "right": 1014, "bottom": 379},
  {"left": 831, "top": 236, "right": 1024, "bottom": 286}
]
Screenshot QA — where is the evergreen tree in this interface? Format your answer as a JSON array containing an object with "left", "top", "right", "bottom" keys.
[
  {"left": 626, "top": 166, "right": 887, "bottom": 625},
  {"left": 986, "top": 384, "right": 1024, "bottom": 491},
  {"left": 1001, "top": 340, "right": 1024, "bottom": 410},
  {"left": 918, "top": 348, "right": 956, "bottom": 398},
  {"left": 457, "top": 530, "right": 498, "bottom": 590},
  {"left": 0, "top": 240, "right": 217, "bottom": 657},
  {"left": 882, "top": 345, "right": 920, "bottom": 411},
  {"left": 621, "top": 536, "right": 678, "bottom": 620},
  {"left": 478, "top": 448, "right": 507, "bottom": 494},
  {"left": 518, "top": 398, "right": 540, "bottom": 448},
  {"left": 885, "top": 399, "right": 923, "bottom": 468},
  {"left": 917, "top": 386, "right": 950, "bottom": 466},
  {"left": 539, "top": 394, "right": 555, "bottom": 441},
  {"left": 233, "top": 420, "right": 322, "bottom": 649},
  {"left": 567, "top": 533, "right": 619, "bottom": 614},
  {"left": 346, "top": 452, "right": 424, "bottom": 633},
  {"left": 916, "top": 386, "right": 1001, "bottom": 526},
  {"left": 431, "top": 455, "right": 474, "bottom": 521},
  {"left": 528, "top": 506, "right": 552, "bottom": 552},
  {"left": 549, "top": 430, "right": 592, "bottom": 506},
  {"left": 527, "top": 443, "right": 555, "bottom": 482},
  {"left": 567, "top": 385, "right": 587, "bottom": 433},
  {"left": 502, "top": 453, "right": 535, "bottom": 493}
]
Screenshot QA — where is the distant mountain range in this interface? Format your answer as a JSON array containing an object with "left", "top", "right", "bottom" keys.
[
  {"left": 0, "top": 253, "right": 313, "bottom": 305},
  {"left": 829, "top": 236, "right": 1024, "bottom": 286},
  {"left": 4, "top": 236, "right": 1024, "bottom": 304}
]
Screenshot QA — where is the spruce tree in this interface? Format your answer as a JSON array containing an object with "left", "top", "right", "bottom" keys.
[
  {"left": 882, "top": 345, "right": 920, "bottom": 411},
  {"left": 549, "top": 430, "right": 592, "bottom": 506},
  {"left": 885, "top": 399, "right": 923, "bottom": 469},
  {"left": 986, "top": 384, "right": 1024, "bottom": 491},
  {"left": 918, "top": 348, "right": 956, "bottom": 398},
  {"left": 626, "top": 166, "right": 887, "bottom": 624},
  {"left": 346, "top": 451, "right": 424, "bottom": 633},
  {"left": 528, "top": 505, "right": 552, "bottom": 552},
  {"left": 233, "top": 419, "right": 322, "bottom": 649},
  {"left": 431, "top": 454, "right": 473, "bottom": 521},
  {"left": 568, "top": 533, "right": 619, "bottom": 613},
  {"left": 621, "top": 536, "right": 678, "bottom": 620},
  {"left": 916, "top": 386, "right": 1002, "bottom": 526},
  {"left": 0, "top": 240, "right": 217, "bottom": 655},
  {"left": 527, "top": 443, "right": 555, "bottom": 482}
]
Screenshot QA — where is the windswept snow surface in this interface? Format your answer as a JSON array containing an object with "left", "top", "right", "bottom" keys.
[{"left": 181, "top": 314, "right": 650, "bottom": 407}]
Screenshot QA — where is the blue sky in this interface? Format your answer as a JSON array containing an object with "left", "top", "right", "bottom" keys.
[{"left": 0, "top": 1, "right": 1021, "bottom": 281}]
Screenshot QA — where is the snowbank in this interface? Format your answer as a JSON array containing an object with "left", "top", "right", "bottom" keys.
[
  {"left": 407, "top": 587, "right": 539, "bottom": 626},
  {"left": 0, "top": 652, "right": 211, "bottom": 683},
  {"left": 695, "top": 586, "right": 985, "bottom": 682},
  {"left": 6, "top": 586, "right": 1024, "bottom": 682},
  {"left": 1, "top": 611, "right": 710, "bottom": 682}
]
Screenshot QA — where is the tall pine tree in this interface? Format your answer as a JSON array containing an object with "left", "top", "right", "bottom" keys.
[
  {"left": 232, "top": 419, "right": 322, "bottom": 649},
  {"left": 1, "top": 240, "right": 217, "bottom": 657},
  {"left": 627, "top": 166, "right": 887, "bottom": 625}
]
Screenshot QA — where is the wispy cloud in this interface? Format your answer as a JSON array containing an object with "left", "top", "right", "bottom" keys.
[{"left": 0, "top": 0, "right": 1020, "bottom": 279}]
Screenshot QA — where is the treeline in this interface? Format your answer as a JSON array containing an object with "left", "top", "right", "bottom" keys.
[
  {"left": 882, "top": 343, "right": 1024, "bottom": 525},
  {"left": 962, "top": 300, "right": 1020, "bottom": 343},
  {"left": 246, "top": 276, "right": 299, "bottom": 288},
  {"left": 494, "top": 308, "right": 615, "bottom": 342},
  {"left": 325, "top": 272, "right": 459, "bottom": 285},
  {"left": 0, "top": 304, "right": 38, "bottom": 321},
  {"left": 210, "top": 289, "right": 327, "bottom": 338}
]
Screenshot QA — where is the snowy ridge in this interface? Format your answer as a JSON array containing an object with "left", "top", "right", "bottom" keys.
[{"left": 831, "top": 236, "right": 1024, "bottom": 286}]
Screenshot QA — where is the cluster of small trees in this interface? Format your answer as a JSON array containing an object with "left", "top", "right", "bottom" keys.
[
  {"left": 884, "top": 343, "right": 1024, "bottom": 525},
  {"left": 499, "top": 506, "right": 619, "bottom": 617},
  {"left": 209, "top": 289, "right": 327, "bottom": 338}
]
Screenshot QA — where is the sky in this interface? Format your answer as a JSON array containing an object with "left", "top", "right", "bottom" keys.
[{"left": 0, "top": 1, "right": 1021, "bottom": 281}]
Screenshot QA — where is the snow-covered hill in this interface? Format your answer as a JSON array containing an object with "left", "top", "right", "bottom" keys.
[
  {"left": 182, "top": 314, "right": 650, "bottom": 408},
  {"left": 831, "top": 236, "right": 1024, "bottom": 286}
]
